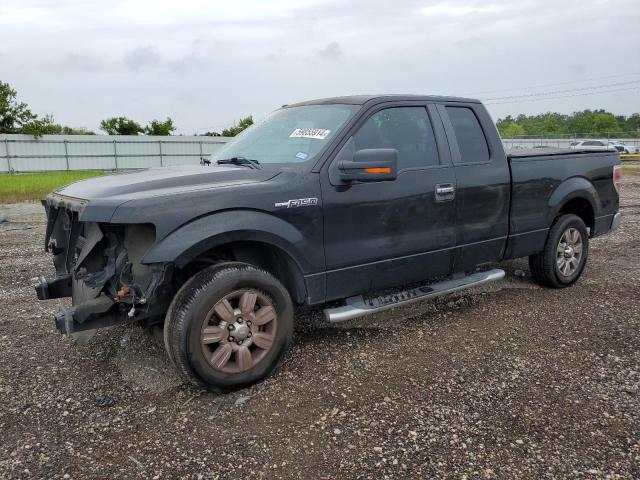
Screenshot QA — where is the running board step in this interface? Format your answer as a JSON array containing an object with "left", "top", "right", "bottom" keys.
[{"left": 324, "top": 268, "right": 505, "bottom": 323}]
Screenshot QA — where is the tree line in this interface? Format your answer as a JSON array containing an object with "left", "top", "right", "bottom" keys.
[
  {"left": 497, "top": 110, "right": 640, "bottom": 138},
  {"left": 2, "top": 80, "right": 638, "bottom": 139},
  {"left": 0, "top": 80, "right": 253, "bottom": 137}
]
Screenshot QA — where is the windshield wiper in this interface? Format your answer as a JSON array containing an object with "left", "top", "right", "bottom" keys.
[{"left": 216, "top": 156, "right": 261, "bottom": 169}]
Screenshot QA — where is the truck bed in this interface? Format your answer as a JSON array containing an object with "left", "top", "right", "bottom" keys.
[{"left": 505, "top": 149, "right": 620, "bottom": 260}]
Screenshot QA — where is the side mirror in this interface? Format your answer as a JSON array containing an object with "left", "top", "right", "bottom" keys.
[{"left": 338, "top": 148, "right": 398, "bottom": 183}]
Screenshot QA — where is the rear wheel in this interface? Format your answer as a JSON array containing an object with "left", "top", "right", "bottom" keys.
[
  {"left": 164, "top": 263, "right": 293, "bottom": 392},
  {"left": 529, "top": 214, "right": 589, "bottom": 288}
]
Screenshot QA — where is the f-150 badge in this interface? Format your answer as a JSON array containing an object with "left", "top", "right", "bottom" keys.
[{"left": 275, "top": 198, "right": 319, "bottom": 208}]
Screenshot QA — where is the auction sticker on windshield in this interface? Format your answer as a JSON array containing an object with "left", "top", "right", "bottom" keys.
[{"left": 289, "top": 128, "right": 331, "bottom": 140}]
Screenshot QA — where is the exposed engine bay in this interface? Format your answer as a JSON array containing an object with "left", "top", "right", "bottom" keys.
[{"left": 34, "top": 193, "right": 172, "bottom": 337}]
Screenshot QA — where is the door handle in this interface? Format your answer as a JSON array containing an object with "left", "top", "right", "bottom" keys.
[
  {"left": 436, "top": 185, "right": 455, "bottom": 195},
  {"left": 435, "top": 183, "right": 455, "bottom": 202}
]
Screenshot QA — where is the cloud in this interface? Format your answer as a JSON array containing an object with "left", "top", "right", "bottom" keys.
[
  {"left": 569, "top": 64, "right": 586, "bottom": 75},
  {"left": 0, "top": 0, "right": 638, "bottom": 132},
  {"left": 316, "top": 41, "right": 343, "bottom": 61},
  {"left": 122, "top": 46, "right": 162, "bottom": 71},
  {"left": 121, "top": 46, "right": 208, "bottom": 73},
  {"left": 168, "top": 52, "right": 205, "bottom": 71},
  {"left": 417, "top": 3, "right": 503, "bottom": 16},
  {"left": 63, "top": 53, "right": 104, "bottom": 73},
  {"left": 267, "top": 48, "right": 287, "bottom": 62},
  {"left": 0, "top": 5, "right": 51, "bottom": 25}
]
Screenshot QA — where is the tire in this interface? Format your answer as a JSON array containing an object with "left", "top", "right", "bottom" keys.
[
  {"left": 528, "top": 214, "right": 589, "bottom": 288},
  {"left": 164, "top": 262, "right": 294, "bottom": 392}
]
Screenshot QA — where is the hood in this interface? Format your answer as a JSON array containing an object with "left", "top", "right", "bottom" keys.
[
  {"left": 48, "top": 165, "right": 279, "bottom": 223},
  {"left": 58, "top": 165, "right": 278, "bottom": 201}
]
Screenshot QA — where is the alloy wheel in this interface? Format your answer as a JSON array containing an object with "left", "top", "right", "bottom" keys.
[
  {"left": 556, "top": 227, "right": 583, "bottom": 277},
  {"left": 200, "top": 289, "right": 278, "bottom": 373}
]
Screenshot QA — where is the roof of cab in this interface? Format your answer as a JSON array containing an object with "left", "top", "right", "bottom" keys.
[{"left": 285, "top": 94, "right": 481, "bottom": 108}]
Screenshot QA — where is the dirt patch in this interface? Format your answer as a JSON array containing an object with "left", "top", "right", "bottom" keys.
[{"left": 0, "top": 178, "right": 639, "bottom": 479}]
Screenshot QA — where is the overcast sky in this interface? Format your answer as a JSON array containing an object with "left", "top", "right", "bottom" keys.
[{"left": 1, "top": 0, "right": 639, "bottom": 133}]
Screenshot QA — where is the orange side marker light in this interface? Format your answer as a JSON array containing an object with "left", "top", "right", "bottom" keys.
[{"left": 364, "top": 167, "right": 391, "bottom": 174}]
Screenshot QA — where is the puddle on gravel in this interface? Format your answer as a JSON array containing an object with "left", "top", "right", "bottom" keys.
[
  {"left": 109, "top": 328, "right": 182, "bottom": 393},
  {"left": 113, "top": 351, "right": 181, "bottom": 393}
]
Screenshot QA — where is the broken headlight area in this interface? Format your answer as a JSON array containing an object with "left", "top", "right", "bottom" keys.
[{"left": 35, "top": 202, "right": 172, "bottom": 335}]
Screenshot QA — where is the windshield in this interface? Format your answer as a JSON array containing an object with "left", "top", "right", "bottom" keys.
[{"left": 210, "top": 104, "right": 358, "bottom": 164}]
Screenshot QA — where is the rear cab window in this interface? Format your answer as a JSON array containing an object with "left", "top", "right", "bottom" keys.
[{"left": 445, "top": 106, "right": 490, "bottom": 164}]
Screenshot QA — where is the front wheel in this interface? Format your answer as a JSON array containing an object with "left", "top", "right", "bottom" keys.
[
  {"left": 529, "top": 214, "right": 589, "bottom": 288},
  {"left": 164, "top": 263, "right": 294, "bottom": 392}
]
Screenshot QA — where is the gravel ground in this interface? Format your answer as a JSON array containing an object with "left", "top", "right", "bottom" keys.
[{"left": 0, "top": 177, "right": 639, "bottom": 480}]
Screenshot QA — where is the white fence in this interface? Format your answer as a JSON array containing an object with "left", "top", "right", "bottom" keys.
[
  {"left": 503, "top": 137, "right": 640, "bottom": 150},
  {"left": 0, "top": 134, "right": 230, "bottom": 172},
  {"left": 2, "top": 134, "right": 638, "bottom": 173}
]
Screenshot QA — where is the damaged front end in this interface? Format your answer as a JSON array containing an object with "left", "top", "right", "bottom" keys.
[{"left": 35, "top": 193, "right": 173, "bottom": 335}]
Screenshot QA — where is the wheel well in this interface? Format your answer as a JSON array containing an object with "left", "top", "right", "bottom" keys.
[
  {"left": 559, "top": 197, "right": 595, "bottom": 232},
  {"left": 178, "top": 241, "right": 307, "bottom": 305}
]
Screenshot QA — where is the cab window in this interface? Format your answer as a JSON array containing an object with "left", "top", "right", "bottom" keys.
[
  {"left": 351, "top": 107, "right": 439, "bottom": 169},
  {"left": 446, "top": 106, "right": 490, "bottom": 164}
]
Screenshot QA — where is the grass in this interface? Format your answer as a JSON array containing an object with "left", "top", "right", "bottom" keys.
[{"left": 0, "top": 171, "right": 107, "bottom": 203}]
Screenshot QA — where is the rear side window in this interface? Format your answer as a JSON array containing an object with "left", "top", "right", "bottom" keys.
[
  {"left": 446, "top": 107, "right": 490, "bottom": 163},
  {"left": 352, "top": 107, "right": 439, "bottom": 169}
]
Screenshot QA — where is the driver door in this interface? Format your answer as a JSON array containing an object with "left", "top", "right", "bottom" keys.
[{"left": 320, "top": 103, "right": 457, "bottom": 301}]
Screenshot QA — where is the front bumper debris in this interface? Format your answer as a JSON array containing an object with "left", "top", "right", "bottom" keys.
[
  {"left": 37, "top": 195, "right": 172, "bottom": 335},
  {"left": 53, "top": 295, "right": 120, "bottom": 334},
  {"left": 33, "top": 274, "right": 72, "bottom": 300}
]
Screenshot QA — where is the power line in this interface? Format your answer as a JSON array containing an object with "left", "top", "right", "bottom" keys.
[
  {"left": 485, "top": 85, "right": 640, "bottom": 105},
  {"left": 464, "top": 71, "right": 640, "bottom": 96},
  {"left": 482, "top": 80, "right": 640, "bottom": 101}
]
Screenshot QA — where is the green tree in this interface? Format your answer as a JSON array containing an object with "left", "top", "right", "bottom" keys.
[
  {"left": 221, "top": 116, "right": 254, "bottom": 137},
  {"left": 19, "top": 115, "right": 95, "bottom": 135},
  {"left": 60, "top": 126, "right": 95, "bottom": 135},
  {"left": 624, "top": 113, "right": 640, "bottom": 134},
  {"left": 496, "top": 110, "right": 640, "bottom": 138},
  {"left": 0, "top": 82, "right": 93, "bottom": 137},
  {"left": 591, "top": 112, "right": 619, "bottom": 135},
  {"left": 100, "top": 116, "right": 144, "bottom": 135},
  {"left": 145, "top": 117, "right": 175, "bottom": 136},
  {"left": 0, "top": 81, "right": 39, "bottom": 134},
  {"left": 499, "top": 121, "right": 525, "bottom": 138},
  {"left": 541, "top": 115, "right": 562, "bottom": 134}
]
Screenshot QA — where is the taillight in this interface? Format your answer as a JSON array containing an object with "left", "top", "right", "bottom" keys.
[{"left": 613, "top": 165, "right": 622, "bottom": 193}]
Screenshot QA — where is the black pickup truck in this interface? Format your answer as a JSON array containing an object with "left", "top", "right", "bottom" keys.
[{"left": 35, "top": 95, "right": 622, "bottom": 391}]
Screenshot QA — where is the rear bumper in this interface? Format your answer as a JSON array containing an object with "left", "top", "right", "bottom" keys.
[{"left": 592, "top": 212, "right": 621, "bottom": 237}]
